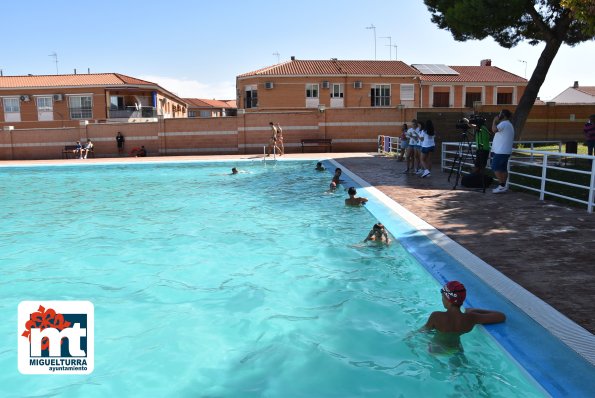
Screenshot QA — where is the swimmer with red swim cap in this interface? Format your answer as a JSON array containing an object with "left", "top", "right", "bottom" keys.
[{"left": 420, "top": 281, "right": 506, "bottom": 353}]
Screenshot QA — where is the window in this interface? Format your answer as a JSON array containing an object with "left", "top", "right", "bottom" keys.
[
  {"left": 371, "top": 84, "right": 390, "bottom": 107},
  {"left": 400, "top": 84, "right": 414, "bottom": 101},
  {"left": 497, "top": 92, "right": 513, "bottom": 105},
  {"left": 36, "top": 96, "right": 53, "bottom": 111},
  {"left": 245, "top": 87, "right": 258, "bottom": 108},
  {"left": 465, "top": 92, "right": 482, "bottom": 107},
  {"left": 110, "top": 96, "right": 125, "bottom": 110},
  {"left": 188, "top": 111, "right": 196, "bottom": 118},
  {"left": 331, "top": 84, "right": 344, "bottom": 98},
  {"left": 3, "top": 97, "right": 20, "bottom": 113},
  {"left": 433, "top": 92, "right": 450, "bottom": 107},
  {"left": 200, "top": 110, "right": 211, "bottom": 118},
  {"left": 3, "top": 97, "right": 20, "bottom": 122},
  {"left": 306, "top": 84, "right": 319, "bottom": 98},
  {"left": 69, "top": 95, "right": 93, "bottom": 119}
]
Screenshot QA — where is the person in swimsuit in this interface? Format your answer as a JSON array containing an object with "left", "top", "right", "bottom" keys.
[
  {"left": 275, "top": 123, "right": 284, "bottom": 156},
  {"left": 345, "top": 187, "right": 368, "bottom": 206},
  {"left": 420, "top": 281, "right": 506, "bottom": 353},
  {"left": 266, "top": 122, "right": 279, "bottom": 156},
  {"left": 364, "top": 223, "right": 391, "bottom": 244}
]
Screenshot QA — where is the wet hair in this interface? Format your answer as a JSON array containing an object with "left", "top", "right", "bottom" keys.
[
  {"left": 373, "top": 222, "right": 384, "bottom": 231},
  {"left": 348, "top": 187, "right": 357, "bottom": 195},
  {"left": 335, "top": 168, "right": 342, "bottom": 174},
  {"left": 425, "top": 120, "right": 435, "bottom": 136}
]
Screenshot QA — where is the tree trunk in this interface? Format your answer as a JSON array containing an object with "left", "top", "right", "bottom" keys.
[{"left": 513, "top": 37, "right": 563, "bottom": 140}]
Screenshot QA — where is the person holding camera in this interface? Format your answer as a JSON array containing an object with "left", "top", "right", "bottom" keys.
[{"left": 491, "top": 109, "right": 515, "bottom": 193}]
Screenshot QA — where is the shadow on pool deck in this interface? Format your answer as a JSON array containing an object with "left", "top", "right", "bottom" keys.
[{"left": 334, "top": 154, "right": 595, "bottom": 335}]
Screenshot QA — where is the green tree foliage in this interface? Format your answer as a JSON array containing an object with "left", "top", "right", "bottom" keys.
[
  {"left": 424, "top": 0, "right": 595, "bottom": 138},
  {"left": 562, "top": 0, "right": 595, "bottom": 34}
]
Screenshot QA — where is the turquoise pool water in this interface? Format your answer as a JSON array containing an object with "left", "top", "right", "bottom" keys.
[{"left": 0, "top": 161, "right": 546, "bottom": 397}]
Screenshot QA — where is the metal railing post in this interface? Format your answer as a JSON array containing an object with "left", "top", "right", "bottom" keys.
[
  {"left": 588, "top": 158, "right": 595, "bottom": 213},
  {"left": 540, "top": 154, "right": 548, "bottom": 201}
]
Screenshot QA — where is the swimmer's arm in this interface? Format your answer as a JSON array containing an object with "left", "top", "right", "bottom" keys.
[
  {"left": 465, "top": 308, "right": 506, "bottom": 324},
  {"left": 419, "top": 312, "right": 438, "bottom": 332},
  {"left": 363, "top": 230, "right": 374, "bottom": 242}
]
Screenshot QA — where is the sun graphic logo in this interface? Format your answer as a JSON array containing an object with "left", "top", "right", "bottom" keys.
[{"left": 18, "top": 301, "right": 94, "bottom": 374}]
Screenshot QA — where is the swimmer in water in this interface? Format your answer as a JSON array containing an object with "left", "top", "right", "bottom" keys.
[
  {"left": 345, "top": 187, "right": 368, "bottom": 206},
  {"left": 364, "top": 222, "right": 391, "bottom": 244},
  {"left": 420, "top": 281, "right": 506, "bottom": 353}
]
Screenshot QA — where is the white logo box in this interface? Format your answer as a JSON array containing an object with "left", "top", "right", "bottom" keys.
[{"left": 18, "top": 301, "right": 94, "bottom": 375}]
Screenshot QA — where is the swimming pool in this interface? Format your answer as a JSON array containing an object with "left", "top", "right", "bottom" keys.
[{"left": 0, "top": 160, "right": 584, "bottom": 396}]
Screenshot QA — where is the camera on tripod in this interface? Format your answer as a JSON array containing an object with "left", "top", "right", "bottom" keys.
[{"left": 456, "top": 115, "right": 486, "bottom": 131}]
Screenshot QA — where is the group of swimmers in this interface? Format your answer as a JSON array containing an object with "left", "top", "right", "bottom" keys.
[
  {"left": 317, "top": 162, "right": 391, "bottom": 245},
  {"left": 316, "top": 160, "right": 506, "bottom": 351}
]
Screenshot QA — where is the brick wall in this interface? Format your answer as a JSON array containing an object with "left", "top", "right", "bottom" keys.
[{"left": 2, "top": 104, "right": 594, "bottom": 160}]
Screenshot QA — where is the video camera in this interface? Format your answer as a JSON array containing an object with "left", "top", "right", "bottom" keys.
[{"left": 455, "top": 114, "right": 486, "bottom": 130}]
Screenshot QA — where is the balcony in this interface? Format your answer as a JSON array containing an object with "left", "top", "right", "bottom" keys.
[{"left": 108, "top": 106, "right": 157, "bottom": 119}]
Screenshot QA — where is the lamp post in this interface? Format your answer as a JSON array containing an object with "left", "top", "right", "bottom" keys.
[
  {"left": 365, "top": 24, "right": 376, "bottom": 60},
  {"left": 518, "top": 59, "right": 527, "bottom": 78}
]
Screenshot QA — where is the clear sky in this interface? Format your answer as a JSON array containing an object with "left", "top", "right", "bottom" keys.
[{"left": 2, "top": 0, "right": 593, "bottom": 100}]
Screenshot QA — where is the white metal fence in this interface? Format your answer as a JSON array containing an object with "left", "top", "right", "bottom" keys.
[
  {"left": 377, "top": 135, "right": 402, "bottom": 155},
  {"left": 441, "top": 140, "right": 595, "bottom": 213}
]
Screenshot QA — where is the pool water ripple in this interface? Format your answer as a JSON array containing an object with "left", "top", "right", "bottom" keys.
[{"left": 0, "top": 161, "right": 547, "bottom": 397}]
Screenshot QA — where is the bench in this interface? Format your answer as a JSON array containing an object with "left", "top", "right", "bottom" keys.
[
  {"left": 301, "top": 139, "right": 332, "bottom": 153},
  {"left": 62, "top": 145, "right": 94, "bottom": 159}
]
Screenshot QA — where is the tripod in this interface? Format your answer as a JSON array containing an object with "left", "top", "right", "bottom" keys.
[{"left": 448, "top": 130, "right": 476, "bottom": 189}]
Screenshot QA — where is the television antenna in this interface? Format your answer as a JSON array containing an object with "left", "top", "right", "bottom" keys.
[
  {"left": 379, "top": 36, "right": 392, "bottom": 60},
  {"left": 365, "top": 24, "right": 376, "bottom": 60},
  {"left": 49, "top": 52, "right": 59, "bottom": 74},
  {"left": 273, "top": 51, "right": 280, "bottom": 63}
]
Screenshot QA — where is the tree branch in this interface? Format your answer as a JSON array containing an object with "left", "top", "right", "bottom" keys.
[{"left": 525, "top": 0, "right": 555, "bottom": 40}]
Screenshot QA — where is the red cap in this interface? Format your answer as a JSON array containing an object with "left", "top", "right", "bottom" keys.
[{"left": 442, "top": 281, "right": 466, "bottom": 306}]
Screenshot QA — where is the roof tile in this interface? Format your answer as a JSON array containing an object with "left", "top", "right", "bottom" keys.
[
  {"left": 238, "top": 59, "right": 419, "bottom": 77},
  {"left": 418, "top": 66, "right": 526, "bottom": 83},
  {"left": 0, "top": 73, "right": 159, "bottom": 88}
]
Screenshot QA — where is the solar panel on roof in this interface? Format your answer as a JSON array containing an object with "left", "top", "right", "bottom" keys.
[{"left": 412, "top": 64, "right": 459, "bottom": 75}]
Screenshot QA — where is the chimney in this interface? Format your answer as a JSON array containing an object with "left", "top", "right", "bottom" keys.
[
  {"left": 574, "top": 81, "right": 579, "bottom": 88},
  {"left": 480, "top": 59, "right": 492, "bottom": 66},
  {"left": 291, "top": 56, "right": 295, "bottom": 61},
  {"left": 74, "top": 69, "right": 77, "bottom": 74},
  {"left": 88, "top": 68, "right": 91, "bottom": 74}
]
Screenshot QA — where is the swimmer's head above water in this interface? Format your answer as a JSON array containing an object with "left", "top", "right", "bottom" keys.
[{"left": 441, "top": 281, "right": 466, "bottom": 306}]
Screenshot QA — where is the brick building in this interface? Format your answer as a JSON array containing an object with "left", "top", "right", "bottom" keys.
[
  {"left": 0, "top": 73, "right": 188, "bottom": 129},
  {"left": 236, "top": 58, "right": 527, "bottom": 111},
  {"left": 185, "top": 98, "right": 237, "bottom": 118}
]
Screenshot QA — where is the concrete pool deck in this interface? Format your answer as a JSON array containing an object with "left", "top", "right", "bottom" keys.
[{"left": 3, "top": 153, "right": 593, "bottom": 336}]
